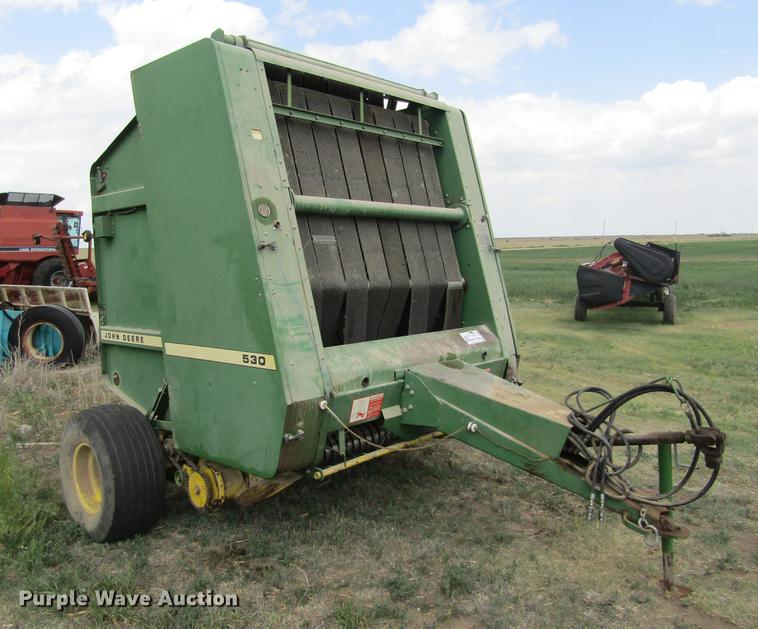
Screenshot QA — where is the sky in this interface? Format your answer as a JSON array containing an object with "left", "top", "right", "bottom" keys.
[{"left": 1, "top": 0, "right": 757, "bottom": 237}]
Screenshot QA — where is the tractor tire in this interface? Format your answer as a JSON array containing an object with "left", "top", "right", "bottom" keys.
[
  {"left": 32, "top": 258, "right": 70, "bottom": 287},
  {"left": 663, "top": 293, "right": 676, "bottom": 325},
  {"left": 574, "top": 297, "right": 588, "bottom": 322},
  {"left": 59, "top": 404, "right": 166, "bottom": 542},
  {"left": 7, "top": 305, "right": 85, "bottom": 365}
]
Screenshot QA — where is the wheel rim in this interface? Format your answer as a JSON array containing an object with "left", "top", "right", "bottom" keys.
[
  {"left": 20, "top": 322, "right": 64, "bottom": 362},
  {"left": 72, "top": 442, "right": 103, "bottom": 515},
  {"left": 49, "top": 270, "right": 72, "bottom": 287},
  {"left": 186, "top": 469, "right": 211, "bottom": 510}
]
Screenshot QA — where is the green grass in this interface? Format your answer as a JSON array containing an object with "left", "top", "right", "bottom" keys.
[
  {"left": 1, "top": 238, "right": 757, "bottom": 627},
  {"left": 501, "top": 238, "right": 758, "bottom": 308}
]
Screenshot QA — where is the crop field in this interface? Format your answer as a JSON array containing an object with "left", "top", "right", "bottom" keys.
[{"left": 1, "top": 238, "right": 757, "bottom": 628}]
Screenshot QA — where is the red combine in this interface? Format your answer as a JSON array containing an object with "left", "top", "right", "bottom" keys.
[{"left": 0, "top": 191, "right": 94, "bottom": 289}]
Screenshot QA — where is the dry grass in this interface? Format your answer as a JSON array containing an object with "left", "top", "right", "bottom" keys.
[{"left": 0, "top": 348, "right": 114, "bottom": 444}]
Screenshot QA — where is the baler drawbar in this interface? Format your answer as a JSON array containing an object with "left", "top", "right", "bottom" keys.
[{"left": 60, "top": 31, "right": 725, "bottom": 591}]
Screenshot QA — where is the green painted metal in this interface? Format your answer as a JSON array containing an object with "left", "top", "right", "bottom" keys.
[
  {"left": 272, "top": 104, "right": 443, "bottom": 146},
  {"left": 395, "top": 361, "right": 652, "bottom": 525},
  {"left": 294, "top": 195, "right": 464, "bottom": 223},
  {"left": 659, "top": 443, "right": 675, "bottom": 589}
]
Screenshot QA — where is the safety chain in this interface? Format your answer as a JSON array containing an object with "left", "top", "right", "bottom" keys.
[{"left": 637, "top": 506, "right": 660, "bottom": 547}]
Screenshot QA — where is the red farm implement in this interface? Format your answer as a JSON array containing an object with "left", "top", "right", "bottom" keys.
[{"left": 575, "top": 238, "right": 680, "bottom": 324}]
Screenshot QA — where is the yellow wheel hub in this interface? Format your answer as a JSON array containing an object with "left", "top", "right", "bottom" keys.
[
  {"left": 186, "top": 469, "right": 210, "bottom": 510},
  {"left": 72, "top": 442, "right": 103, "bottom": 515},
  {"left": 184, "top": 463, "right": 225, "bottom": 510}
]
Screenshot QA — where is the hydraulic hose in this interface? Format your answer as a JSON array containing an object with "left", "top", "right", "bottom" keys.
[{"left": 564, "top": 377, "right": 724, "bottom": 508}]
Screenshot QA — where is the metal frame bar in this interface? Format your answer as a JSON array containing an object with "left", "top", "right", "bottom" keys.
[
  {"left": 310, "top": 431, "right": 443, "bottom": 480},
  {"left": 272, "top": 104, "right": 443, "bottom": 147},
  {"left": 294, "top": 195, "right": 465, "bottom": 223},
  {"left": 214, "top": 30, "right": 445, "bottom": 109}
]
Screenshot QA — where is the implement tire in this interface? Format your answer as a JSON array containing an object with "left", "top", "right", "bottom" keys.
[
  {"left": 7, "top": 305, "right": 85, "bottom": 365},
  {"left": 60, "top": 404, "right": 166, "bottom": 542},
  {"left": 32, "top": 258, "right": 69, "bottom": 287},
  {"left": 574, "top": 297, "right": 588, "bottom": 322},
  {"left": 663, "top": 293, "right": 676, "bottom": 325}
]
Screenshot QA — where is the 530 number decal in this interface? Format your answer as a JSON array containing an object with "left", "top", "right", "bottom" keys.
[{"left": 242, "top": 353, "right": 267, "bottom": 367}]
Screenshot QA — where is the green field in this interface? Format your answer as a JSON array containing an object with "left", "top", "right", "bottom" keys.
[
  {"left": 1, "top": 238, "right": 757, "bottom": 627},
  {"left": 501, "top": 238, "right": 758, "bottom": 308}
]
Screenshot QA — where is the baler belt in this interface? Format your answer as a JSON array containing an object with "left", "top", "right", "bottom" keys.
[
  {"left": 267, "top": 81, "right": 301, "bottom": 196},
  {"left": 269, "top": 81, "right": 326, "bottom": 329},
  {"left": 303, "top": 89, "right": 349, "bottom": 198},
  {"left": 391, "top": 111, "right": 428, "bottom": 206},
  {"left": 372, "top": 107, "right": 430, "bottom": 334},
  {"left": 328, "top": 96, "right": 371, "bottom": 201},
  {"left": 354, "top": 217, "right": 390, "bottom": 340},
  {"left": 393, "top": 112, "right": 447, "bottom": 330},
  {"left": 286, "top": 88, "right": 326, "bottom": 197},
  {"left": 268, "top": 80, "right": 464, "bottom": 344},
  {"left": 351, "top": 102, "right": 392, "bottom": 203},
  {"left": 329, "top": 94, "right": 391, "bottom": 341},
  {"left": 304, "top": 87, "right": 369, "bottom": 344},
  {"left": 352, "top": 103, "right": 410, "bottom": 339},
  {"left": 375, "top": 219, "right": 411, "bottom": 338},
  {"left": 414, "top": 119, "right": 445, "bottom": 206},
  {"left": 288, "top": 87, "right": 346, "bottom": 346}
]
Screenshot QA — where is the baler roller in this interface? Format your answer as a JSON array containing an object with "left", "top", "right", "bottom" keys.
[{"left": 293, "top": 195, "right": 466, "bottom": 223}]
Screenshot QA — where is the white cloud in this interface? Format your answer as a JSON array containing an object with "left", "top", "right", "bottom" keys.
[
  {"left": 100, "top": 0, "right": 268, "bottom": 55},
  {"left": 0, "top": 0, "right": 80, "bottom": 13},
  {"left": 277, "top": 0, "right": 367, "bottom": 38},
  {"left": 304, "top": 0, "right": 565, "bottom": 81},
  {"left": 459, "top": 77, "right": 758, "bottom": 236},
  {"left": 0, "top": 0, "right": 269, "bottom": 226}
]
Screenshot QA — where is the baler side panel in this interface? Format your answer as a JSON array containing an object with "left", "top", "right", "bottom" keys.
[
  {"left": 90, "top": 124, "right": 165, "bottom": 414},
  {"left": 129, "top": 40, "right": 319, "bottom": 477},
  {"left": 95, "top": 210, "right": 165, "bottom": 412},
  {"left": 429, "top": 109, "right": 518, "bottom": 364}
]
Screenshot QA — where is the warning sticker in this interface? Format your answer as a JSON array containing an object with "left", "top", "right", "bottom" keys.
[
  {"left": 349, "top": 393, "right": 385, "bottom": 424},
  {"left": 459, "top": 330, "right": 486, "bottom": 345}
]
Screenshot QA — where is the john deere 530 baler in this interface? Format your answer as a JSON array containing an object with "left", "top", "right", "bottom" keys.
[{"left": 61, "top": 31, "right": 724, "bottom": 587}]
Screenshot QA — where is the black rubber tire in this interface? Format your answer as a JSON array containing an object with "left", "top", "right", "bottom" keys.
[
  {"left": 663, "top": 293, "right": 676, "bottom": 325},
  {"left": 32, "top": 257, "right": 68, "bottom": 286},
  {"left": 7, "top": 305, "right": 85, "bottom": 365},
  {"left": 59, "top": 404, "right": 166, "bottom": 542},
  {"left": 574, "top": 296, "right": 588, "bottom": 322}
]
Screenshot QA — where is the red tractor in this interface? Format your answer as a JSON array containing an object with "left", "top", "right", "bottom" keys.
[{"left": 0, "top": 191, "right": 95, "bottom": 290}]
